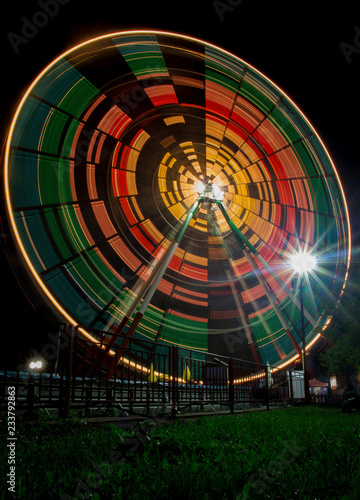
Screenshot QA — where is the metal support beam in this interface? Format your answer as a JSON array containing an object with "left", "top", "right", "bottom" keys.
[
  {"left": 225, "top": 269, "right": 261, "bottom": 364},
  {"left": 107, "top": 198, "right": 202, "bottom": 377},
  {"left": 216, "top": 201, "right": 317, "bottom": 327},
  {"left": 87, "top": 241, "right": 177, "bottom": 376},
  {"left": 236, "top": 270, "right": 285, "bottom": 362},
  {"left": 208, "top": 210, "right": 261, "bottom": 364},
  {"left": 244, "top": 247, "right": 302, "bottom": 358},
  {"left": 212, "top": 206, "right": 285, "bottom": 362},
  {"left": 89, "top": 199, "right": 201, "bottom": 376},
  {"left": 300, "top": 273, "right": 310, "bottom": 402},
  {"left": 217, "top": 201, "right": 302, "bottom": 358}
]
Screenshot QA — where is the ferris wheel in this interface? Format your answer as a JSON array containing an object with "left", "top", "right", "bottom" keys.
[{"left": 4, "top": 31, "right": 351, "bottom": 368}]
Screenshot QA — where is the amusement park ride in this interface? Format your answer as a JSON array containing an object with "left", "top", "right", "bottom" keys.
[{"left": 3, "top": 31, "right": 351, "bottom": 389}]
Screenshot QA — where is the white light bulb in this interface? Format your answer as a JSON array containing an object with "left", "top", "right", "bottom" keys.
[
  {"left": 290, "top": 251, "right": 316, "bottom": 274},
  {"left": 196, "top": 181, "right": 205, "bottom": 195},
  {"left": 212, "top": 183, "right": 224, "bottom": 201}
]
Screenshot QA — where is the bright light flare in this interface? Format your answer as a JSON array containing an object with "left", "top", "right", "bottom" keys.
[
  {"left": 196, "top": 180, "right": 224, "bottom": 200},
  {"left": 29, "top": 360, "right": 43, "bottom": 370},
  {"left": 212, "top": 183, "right": 224, "bottom": 201},
  {"left": 196, "top": 181, "right": 205, "bottom": 195},
  {"left": 290, "top": 251, "right": 317, "bottom": 274}
]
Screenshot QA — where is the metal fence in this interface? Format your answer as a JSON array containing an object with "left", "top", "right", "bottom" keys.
[{"left": 1, "top": 324, "right": 310, "bottom": 419}]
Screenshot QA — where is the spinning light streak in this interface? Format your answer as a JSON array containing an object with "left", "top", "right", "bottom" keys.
[{"left": 4, "top": 31, "right": 351, "bottom": 367}]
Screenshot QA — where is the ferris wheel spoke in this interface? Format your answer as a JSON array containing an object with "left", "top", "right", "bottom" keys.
[
  {"left": 208, "top": 210, "right": 261, "bottom": 363},
  {"left": 217, "top": 200, "right": 318, "bottom": 326},
  {"left": 217, "top": 200, "right": 313, "bottom": 356},
  {"left": 106, "top": 197, "right": 203, "bottom": 377}
]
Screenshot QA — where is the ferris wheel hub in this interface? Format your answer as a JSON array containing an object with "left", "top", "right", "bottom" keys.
[{"left": 197, "top": 181, "right": 224, "bottom": 201}]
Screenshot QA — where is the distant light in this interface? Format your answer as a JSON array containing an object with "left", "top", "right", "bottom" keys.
[
  {"left": 290, "top": 251, "right": 317, "bottom": 274},
  {"left": 29, "top": 360, "right": 43, "bottom": 370},
  {"left": 212, "top": 183, "right": 224, "bottom": 201},
  {"left": 197, "top": 180, "right": 224, "bottom": 201},
  {"left": 196, "top": 181, "right": 205, "bottom": 195}
]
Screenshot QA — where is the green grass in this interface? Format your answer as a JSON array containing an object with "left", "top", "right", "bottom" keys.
[{"left": 1, "top": 407, "right": 360, "bottom": 499}]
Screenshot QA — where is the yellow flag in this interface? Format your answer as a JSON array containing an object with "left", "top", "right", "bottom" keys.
[
  {"left": 148, "top": 363, "right": 157, "bottom": 382},
  {"left": 183, "top": 362, "right": 192, "bottom": 382}
]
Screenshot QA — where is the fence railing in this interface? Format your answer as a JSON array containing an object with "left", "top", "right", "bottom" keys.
[
  {"left": 310, "top": 394, "right": 344, "bottom": 405},
  {"left": 1, "top": 324, "right": 309, "bottom": 418}
]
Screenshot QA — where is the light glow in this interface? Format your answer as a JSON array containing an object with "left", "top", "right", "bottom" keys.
[
  {"left": 29, "top": 360, "right": 42, "bottom": 370},
  {"left": 196, "top": 181, "right": 205, "bottom": 195},
  {"left": 212, "top": 182, "right": 224, "bottom": 201},
  {"left": 197, "top": 181, "right": 224, "bottom": 200},
  {"left": 290, "top": 250, "right": 317, "bottom": 274}
]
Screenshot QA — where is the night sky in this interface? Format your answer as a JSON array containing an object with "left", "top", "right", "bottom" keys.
[{"left": 1, "top": 0, "right": 359, "bottom": 366}]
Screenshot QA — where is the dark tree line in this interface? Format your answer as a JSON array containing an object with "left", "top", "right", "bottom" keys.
[{"left": 319, "top": 257, "right": 360, "bottom": 375}]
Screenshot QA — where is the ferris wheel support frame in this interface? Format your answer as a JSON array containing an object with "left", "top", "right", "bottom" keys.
[
  {"left": 209, "top": 208, "right": 261, "bottom": 364},
  {"left": 216, "top": 201, "right": 317, "bottom": 327},
  {"left": 225, "top": 268, "right": 261, "bottom": 364},
  {"left": 106, "top": 197, "right": 203, "bottom": 378},
  {"left": 217, "top": 201, "right": 306, "bottom": 359}
]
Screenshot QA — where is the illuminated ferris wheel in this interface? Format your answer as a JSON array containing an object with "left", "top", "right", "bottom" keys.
[{"left": 4, "top": 31, "right": 351, "bottom": 368}]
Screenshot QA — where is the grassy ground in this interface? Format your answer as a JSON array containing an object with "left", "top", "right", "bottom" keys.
[{"left": 1, "top": 406, "right": 360, "bottom": 499}]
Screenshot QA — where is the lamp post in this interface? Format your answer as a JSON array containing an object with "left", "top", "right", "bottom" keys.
[
  {"left": 290, "top": 250, "right": 317, "bottom": 403},
  {"left": 29, "top": 359, "right": 43, "bottom": 401}
]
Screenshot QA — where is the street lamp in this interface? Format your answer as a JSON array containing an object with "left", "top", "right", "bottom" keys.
[
  {"left": 290, "top": 250, "right": 317, "bottom": 402},
  {"left": 290, "top": 251, "right": 317, "bottom": 275},
  {"left": 196, "top": 180, "right": 224, "bottom": 201},
  {"left": 29, "top": 360, "right": 42, "bottom": 370},
  {"left": 29, "top": 360, "right": 43, "bottom": 380}
]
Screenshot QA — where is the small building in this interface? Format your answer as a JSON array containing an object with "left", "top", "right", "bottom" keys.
[{"left": 309, "top": 378, "right": 329, "bottom": 396}]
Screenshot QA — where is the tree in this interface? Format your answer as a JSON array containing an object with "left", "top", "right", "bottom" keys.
[{"left": 319, "top": 259, "right": 360, "bottom": 375}]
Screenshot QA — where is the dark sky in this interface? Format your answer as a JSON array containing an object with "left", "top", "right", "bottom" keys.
[{"left": 1, "top": 0, "right": 359, "bottom": 362}]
